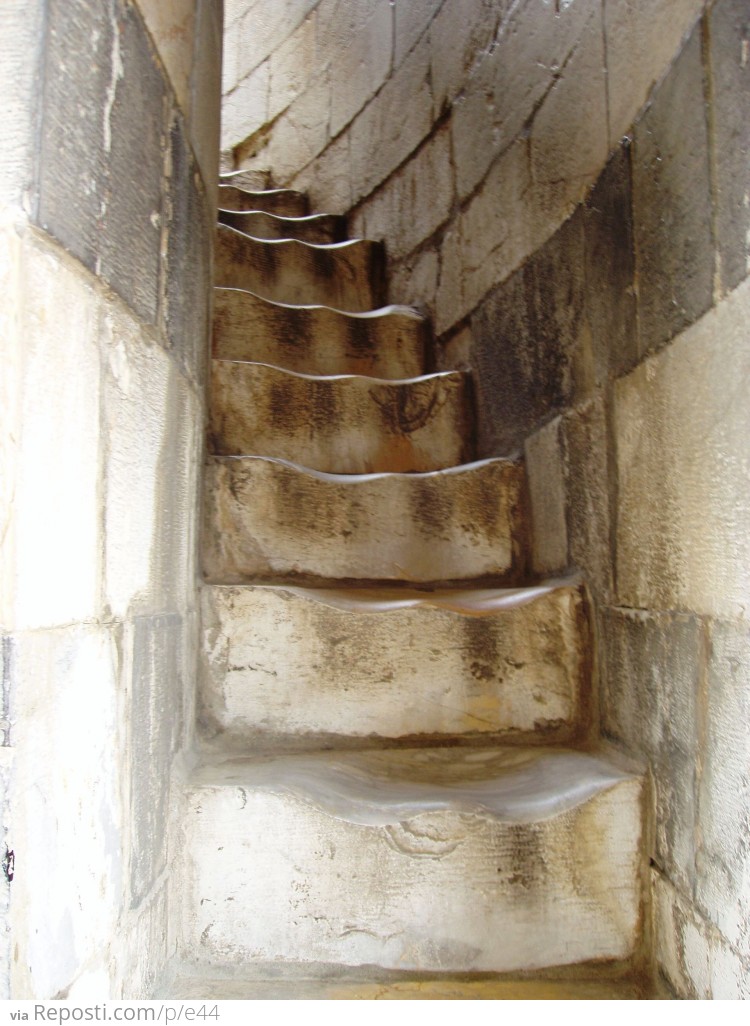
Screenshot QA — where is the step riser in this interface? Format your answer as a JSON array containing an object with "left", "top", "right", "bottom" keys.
[
  {"left": 217, "top": 185, "right": 308, "bottom": 217},
  {"left": 199, "top": 584, "right": 589, "bottom": 745},
  {"left": 181, "top": 770, "right": 643, "bottom": 972},
  {"left": 213, "top": 290, "right": 427, "bottom": 379},
  {"left": 219, "top": 209, "right": 347, "bottom": 244},
  {"left": 209, "top": 363, "right": 474, "bottom": 472},
  {"left": 202, "top": 457, "right": 528, "bottom": 584},
  {"left": 219, "top": 170, "right": 270, "bottom": 191},
  {"left": 216, "top": 228, "right": 386, "bottom": 312}
]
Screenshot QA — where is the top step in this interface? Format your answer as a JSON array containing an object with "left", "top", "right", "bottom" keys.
[
  {"left": 218, "top": 185, "right": 309, "bottom": 218},
  {"left": 219, "top": 169, "right": 270, "bottom": 191}
]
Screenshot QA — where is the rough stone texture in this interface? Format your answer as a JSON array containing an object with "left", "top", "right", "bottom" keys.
[
  {"left": 218, "top": 185, "right": 308, "bottom": 216},
  {"left": 600, "top": 608, "right": 701, "bottom": 891},
  {"left": 653, "top": 871, "right": 712, "bottom": 999},
  {"left": 130, "top": 614, "right": 183, "bottom": 906},
  {"left": 582, "top": 144, "right": 639, "bottom": 384},
  {"left": 450, "top": 0, "right": 594, "bottom": 201},
  {"left": 395, "top": 0, "right": 440, "bottom": 67},
  {"left": 561, "top": 399, "right": 614, "bottom": 602},
  {"left": 389, "top": 246, "right": 440, "bottom": 320},
  {"left": 696, "top": 618, "right": 750, "bottom": 959},
  {"left": 218, "top": 208, "right": 346, "bottom": 243},
  {"left": 202, "top": 455, "right": 527, "bottom": 585},
  {"left": 8, "top": 624, "right": 124, "bottom": 998},
  {"left": 102, "top": 308, "right": 200, "bottom": 619},
  {"left": 349, "top": 35, "right": 434, "bottom": 202},
  {"left": 199, "top": 582, "right": 589, "bottom": 745},
  {"left": 189, "top": 0, "right": 223, "bottom": 197},
  {"left": 235, "top": 0, "right": 317, "bottom": 82},
  {"left": 529, "top": 6, "right": 608, "bottom": 224},
  {"left": 221, "top": 63, "right": 269, "bottom": 152},
  {"left": 614, "top": 277, "right": 750, "bottom": 617},
  {"left": 181, "top": 748, "right": 643, "bottom": 971},
  {"left": 524, "top": 417, "right": 568, "bottom": 575},
  {"left": 209, "top": 361, "right": 474, "bottom": 472},
  {"left": 707, "top": 0, "right": 750, "bottom": 295},
  {"left": 1, "top": 234, "right": 102, "bottom": 632},
  {"left": 0, "top": 0, "right": 45, "bottom": 209},
  {"left": 470, "top": 212, "right": 584, "bottom": 456},
  {"left": 136, "top": 0, "right": 196, "bottom": 117},
  {"left": 215, "top": 226, "right": 386, "bottom": 312},
  {"left": 165, "top": 111, "right": 211, "bottom": 383},
  {"left": 290, "top": 132, "right": 353, "bottom": 214},
  {"left": 328, "top": 0, "right": 392, "bottom": 138},
  {"left": 350, "top": 126, "right": 453, "bottom": 261},
  {"left": 604, "top": 0, "right": 706, "bottom": 148},
  {"left": 212, "top": 288, "right": 428, "bottom": 378},
  {"left": 632, "top": 23, "right": 713, "bottom": 355},
  {"left": 267, "top": 12, "right": 316, "bottom": 124}
]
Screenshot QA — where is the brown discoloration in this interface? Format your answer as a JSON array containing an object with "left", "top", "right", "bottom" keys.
[
  {"left": 218, "top": 209, "right": 347, "bottom": 244},
  {"left": 217, "top": 185, "right": 309, "bottom": 217}
]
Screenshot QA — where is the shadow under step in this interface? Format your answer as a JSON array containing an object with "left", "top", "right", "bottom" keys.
[
  {"left": 213, "top": 288, "right": 429, "bottom": 379},
  {"left": 198, "top": 579, "right": 590, "bottom": 748},
  {"left": 217, "top": 184, "right": 309, "bottom": 217},
  {"left": 201, "top": 456, "right": 527, "bottom": 585},
  {"left": 178, "top": 746, "right": 644, "bottom": 974},
  {"left": 208, "top": 361, "right": 474, "bottom": 473}
]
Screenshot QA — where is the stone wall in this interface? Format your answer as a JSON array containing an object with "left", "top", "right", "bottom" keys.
[
  {"left": 0, "top": 0, "right": 221, "bottom": 999},
  {"left": 220, "top": 0, "right": 750, "bottom": 998}
]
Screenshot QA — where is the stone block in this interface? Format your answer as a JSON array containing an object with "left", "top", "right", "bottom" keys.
[
  {"left": 389, "top": 246, "right": 439, "bottom": 317},
  {"left": 349, "top": 34, "right": 433, "bottom": 202},
  {"left": 99, "top": 0, "right": 166, "bottom": 325},
  {"left": 708, "top": 0, "right": 750, "bottom": 294},
  {"left": 101, "top": 308, "right": 200, "bottom": 619},
  {"left": 290, "top": 131, "right": 352, "bottom": 213},
  {"left": 710, "top": 933, "right": 750, "bottom": 1000},
  {"left": 8, "top": 624, "right": 123, "bottom": 998},
  {"left": 136, "top": 0, "right": 195, "bottom": 116},
  {"left": 529, "top": 6, "right": 608, "bottom": 224},
  {"left": 561, "top": 398, "right": 614, "bottom": 601},
  {"left": 436, "top": 140, "right": 534, "bottom": 336},
  {"left": 202, "top": 455, "right": 527, "bottom": 584},
  {"left": 209, "top": 360, "right": 473, "bottom": 472},
  {"left": 469, "top": 209, "right": 584, "bottom": 455},
  {"left": 129, "top": 614, "right": 184, "bottom": 906},
  {"left": 199, "top": 580, "right": 589, "bottom": 746},
  {"left": 189, "top": 0, "right": 223, "bottom": 199},
  {"left": 696, "top": 617, "right": 750, "bottom": 959},
  {"left": 524, "top": 416, "right": 568, "bottom": 575},
  {"left": 0, "top": 0, "right": 45, "bottom": 209},
  {"left": 394, "top": 0, "right": 440, "bottom": 66},
  {"left": 250, "top": 72, "right": 331, "bottom": 183},
  {"left": 450, "top": 0, "right": 591, "bottom": 200},
  {"left": 328, "top": 0, "right": 392, "bottom": 138},
  {"left": 182, "top": 747, "right": 643, "bottom": 970},
  {"left": 605, "top": 0, "right": 706, "bottom": 148},
  {"left": 236, "top": 0, "right": 318, "bottom": 82},
  {"left": 1, "top": 233, "right": 102, "bottom": 632},
  {"left": 166, "top": 109, "right": 212, "bottom": 384},
  {"left": 614, "top": 277, "right": 750, "bottom": 616},
  {"left": 653, "top": 871, "right": 712, "bottom": 999},
  {"left": 353, "top": 126, "right": 453, "bottom": 261},
  {"left": 37, "top": 0, "right": 114, "bottom": 275},
  {"left": 117, "top": 883, "right": 169, "bottom": 1000},
  {"left": 582, "top": 142, "right": 639, "bottom": 383},
  {"left": 220, "top": 62, "right": 269, "bottom": 151},
  {"left": 632, "top": 23, "right": 713, "bottom": 354},
  {"left": 268, "top": 13, "right": 316, "bottom": 122},
  {"left": 600, "top": 608, "right": 701, "bottom": 890}
]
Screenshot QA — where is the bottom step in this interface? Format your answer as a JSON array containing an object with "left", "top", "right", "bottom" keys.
[{"left": 179, "top": 747, "right": 643, "bottom": 974}]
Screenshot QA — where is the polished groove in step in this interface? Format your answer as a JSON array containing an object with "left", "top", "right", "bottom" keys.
[{"left": 218, "top": 207, "right": 347, "bottom": 243}]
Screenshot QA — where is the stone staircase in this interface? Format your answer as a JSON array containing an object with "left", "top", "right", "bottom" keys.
[{"left": 166, "top": 170, "right": 647, "bottom": 997}]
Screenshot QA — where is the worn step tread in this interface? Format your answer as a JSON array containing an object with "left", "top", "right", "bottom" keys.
[
  {"left": 202, "top": 455, "right": 527, "bottom": 585},
  {"left": 219, "top": 168, "right": 270, "bottom": 191},
  {"left": 217, "top": 184, "right": 309, "bottom": 217},
  {"left": 209, "top": 360, "right": 474, "bottom": 472},
  {"left": 216, "top": 224, "right": 386, "bottom": 312},
  {"left": 199, "top": 578, "right": 589, "bottom": 747},
  {"left": 218, "top": 208, "right": 347, "bottom": 244},
  {"left": 213, "top": 287, "right": 428, "bottom": 378},
  {"left": 180, "top": 746, "right": 644, "bottom": 973}
]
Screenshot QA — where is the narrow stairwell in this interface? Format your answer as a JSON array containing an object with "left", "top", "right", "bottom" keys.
[{"left": 164, "top": 171, "right": 648, "bottom": 998}]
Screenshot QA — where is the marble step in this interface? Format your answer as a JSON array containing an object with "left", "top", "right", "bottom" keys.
[
  {"left": 216, "top": 225, "right": 386, "bottom": 312},
  {"left": 217, "top": 184, "right": 309, "bottom": 217},
  {"left": 201, "top": 456, "right": 528, "bottom": 585},
  {"left": 213, "top": 288, "right": 428, "bottom": 379},
  {"left": 179, "top": 747, "right": 644, "bottom": 973},
  {"left": 218, "top": 208, "right": 347, "bottom": 244},
  {"left": 208, "top": 361, "right": 474, "bottom": 472},
  {"left": 219, "top": 169, "right": 270, "bottom": 191},
  {"left": 198, "top": 580, "right": 590, "bottom": 748}
]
